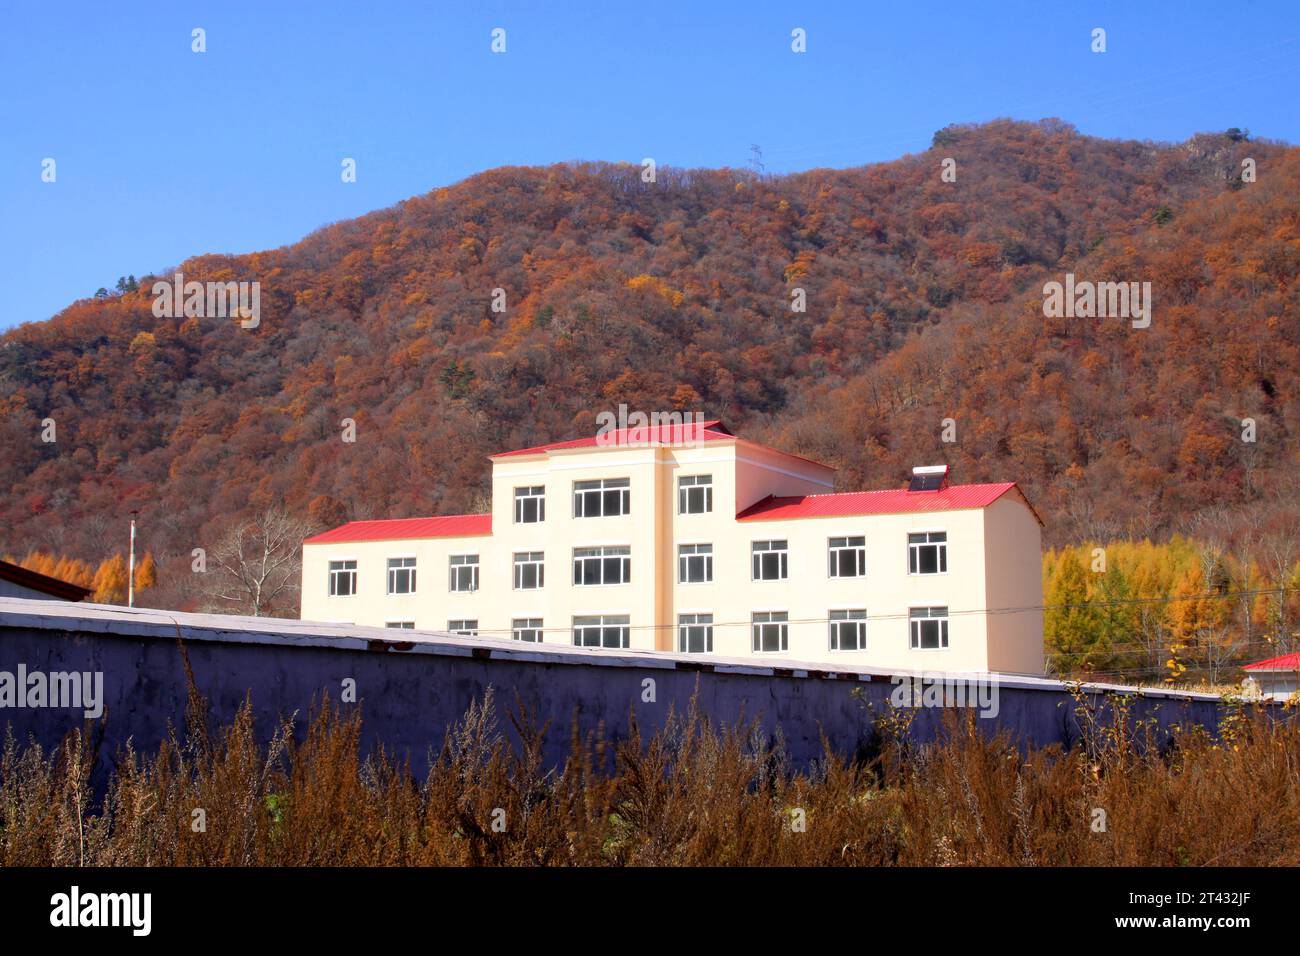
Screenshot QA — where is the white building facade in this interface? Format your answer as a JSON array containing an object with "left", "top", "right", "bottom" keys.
[{"left": 300, "top": 422, "right": 1045, "bottom": 675}]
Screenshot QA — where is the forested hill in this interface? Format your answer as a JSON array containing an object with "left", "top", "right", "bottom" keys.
[{"left": 2, "top": 119, "right": 1297, "bottom": 607}]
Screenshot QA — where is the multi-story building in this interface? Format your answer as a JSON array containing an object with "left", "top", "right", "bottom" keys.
[{"left": 300, "top": 421, "right": 1045, "bottom": 674}]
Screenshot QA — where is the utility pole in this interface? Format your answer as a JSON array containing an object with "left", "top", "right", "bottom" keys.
[{"left": 128, "top": 509, "right": 139, "bottom": 608}]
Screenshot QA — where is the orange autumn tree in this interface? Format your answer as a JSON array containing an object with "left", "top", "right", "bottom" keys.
[
  {"left": 92, "top": 554, "right": 129, "bottom": 604},
  {"left": 133, "top": 552, "right": 156, "bottom": 593},
  {"left": 5, "top": 551, "right": 95, "bottom": 589},
  {"left": 5, "top": 549, "right": 154, "bottom": 605}
]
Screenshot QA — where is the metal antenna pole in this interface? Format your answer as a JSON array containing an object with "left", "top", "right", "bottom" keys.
[{"left": 128, "top": 510, "right": 139, "bottom": 607}]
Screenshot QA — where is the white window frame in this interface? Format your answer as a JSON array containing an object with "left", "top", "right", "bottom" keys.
[
  {"left": 512, "top": 617, "right": 544, "bottom": 643},
  {"left": 328, "top": 558, "right": 357, "bottom": 597},
  {"left": 449, "top": 553, "right": 480, "bottom": 592},
  {"left": 751, "top": 540, "right": 789, "bottom": 581},
  {"left": 572, "top": 614, "right": 630, "bottom": 649},
  {"left": 908, "top": 531, "right": 948, "bottom": 575},
  {"left": 514, "top": 485, "right": 546, "bottom": 524},
  {"left": 828, "top": 536, "right": 866, "bottom": 578},
  {"left": 573, "top": 477, "right": 631, "bottom": 518},
  {"left": 677, "top": 543, "right": 714, "bottom": 584},
  {"left": 828, "top": 608, "right": 867, "bottom": 651},
  {"left": 385, "top": 620, "right": 415, "bottom": 630},
  {"left": 678, "top": 612, "right": 714, "bottom": 653},
  {"left": 677, "top": 474, "right": 714, "bottom": 514},
  {"left": 447, "top": 619, "right": 478, "bottom": 636},
  {"left": 386, "top": 555, "right": 417, "bottom": 595},
  {"left": 513, "top": 551, "right": 545, "bottom": 590},
  {"left": 909, "top": 606, "right": 950, "bottom": 650},
  {"left": 751, "top": 611, "right": 789, "bottom": 653},
  {"left": 572, "top": 546, "right": 631, "bottom": 586}
]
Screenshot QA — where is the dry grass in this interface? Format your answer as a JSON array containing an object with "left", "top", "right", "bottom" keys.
[{"left": 1, "top": 686, "right": 1296, "bottom": 866}]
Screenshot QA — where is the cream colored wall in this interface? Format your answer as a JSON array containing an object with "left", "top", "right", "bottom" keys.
[
  {"left": 981, "top": 493, "right": 1046, "bottom": 675},
  {"left": 703, "top": 509, "right": 993, "bottom": 672},
  {"left": 301, "top": 533, "right": 493, "bottom": 630},
  {"left": 732, "top": 440, "right": 834, "bottom": 510},
  {"left": 490, "top": 445, "right": 661, "bottom": 648},
  {"left": 299, "top": 441, "right": 1045, "bottom": 675}
]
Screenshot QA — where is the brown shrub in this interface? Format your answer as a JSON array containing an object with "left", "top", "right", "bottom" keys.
[{"left": 1, "top": 688, "right": 1296, "bottom": 866}]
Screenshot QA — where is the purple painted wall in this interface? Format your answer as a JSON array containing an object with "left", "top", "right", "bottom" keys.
[{"left": 0, "top": 601, "right": 1258, "bottom": 782}]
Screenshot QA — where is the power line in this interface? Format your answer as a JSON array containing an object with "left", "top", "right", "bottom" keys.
[{"left": 436, "top": 584, "right": 1297, "bottom": 637}]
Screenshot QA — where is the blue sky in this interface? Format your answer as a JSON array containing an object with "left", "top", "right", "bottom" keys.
[{"left": 1, "top": 0, "right": 1297, "bottom": 331}]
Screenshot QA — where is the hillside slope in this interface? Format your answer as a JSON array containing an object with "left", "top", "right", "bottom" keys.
[{"left": 1, "top": 119, "right": 1296, "bottom": 605}]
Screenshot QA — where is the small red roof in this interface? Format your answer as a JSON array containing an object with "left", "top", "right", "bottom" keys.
[
  {"left": 304, "top": 513, "right": 491, "bottom": 545},
  {"left": 492, "top": 419, "right": 736, "bottom": 458},
  {"left": 1244, "top": 651, "right": 1300, "bottom": 672},
  {"left": 736, "top": 482, "right": 1028, "bottom": 522}
]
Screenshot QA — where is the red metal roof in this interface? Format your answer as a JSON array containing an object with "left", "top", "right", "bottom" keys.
[
  {"left": 492, "top": 419, "right": 735, "bottom": 458},
  {"left": 304, "top": 513, "right": 492, "bottom": 545},
  {"left": 304, "top": 483, "right": 1036, "bottom": 544},
  {"left": 1244, "top": 651, "right": 1300, "bottom": 672},
  {"left": 491, "top": 420, "right": 835, "bottom": 472},
  {"left": 736, "top": 482, "right": 1025, "bottom": 521}
]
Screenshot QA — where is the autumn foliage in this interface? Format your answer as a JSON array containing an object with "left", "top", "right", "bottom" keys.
[
  {"left": 2, "top": 549, "right": 156, "bottom": 604},
  {"left": 0, "top": 120, "right": 1295, "bottom": 675},
  {"left": 1043, "top": 536, "right": 1300, "bottom": 683}
]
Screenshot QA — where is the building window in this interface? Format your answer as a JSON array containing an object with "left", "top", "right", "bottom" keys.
[
  {"left": 572, "top": 546, "right": 631, "bottom": 586},
  {"left": 387, "top": 557, "right": 417, "bottom": 594},
  {"left": 677, "top": 475, "right": 713, "bottom": 514},
  {"left": 908, "top": 532, "right": 948, "bottom": 574},
  {"left": 448, "top": 619, "right": 478, "bottom": 636},
  {"left": 385, "top": 621, "right": 415, "bottom": 629},
  {"left": 513, "top": 551, "right": 545, "bottom": 590},
  {"left": 909, "top": 607, "right": 949, "bottom": 649},
  {"left": 514, "top": 485, "right": 545, "bottom": 523},
  {"left": 678, "top": 543, "right": 713, "bottom": 584},
  {"left": 752, "top": 612, "right": 789, "bottom": 653},
  {"left": 512, "top": 618, "right": 543, "bottom": 643},
  {"left": 573, "top": 614, "right": 630, "bottom": 649},
  {"left": 828, "top": 536, "right": 866, "bottom": 578},
  {"left": 573, "top": 478, "right": 630, "bottom": 518},
  {"left": 449, "top": 554, "right": 480, "bottom": 592},
  {"left": 678, "top": 613, "right": 713, "bottom": 653},
  {"left": 751, "top": 540, "right": 788, "bottom": 581},
  {"left": 328, "top": 560, "right": 357, "bottom": 596},
  {"left": 829, "top": 609, "right": 867, "bottom": 651}
]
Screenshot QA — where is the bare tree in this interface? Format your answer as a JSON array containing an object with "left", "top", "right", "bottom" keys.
[
  {"left": 1195, "top": 622, "right": 1241, "bottom": 686},
  {"left": 1250, "top": 484, "right": 1300, "bottom": 658},
  {"left": 1260, "top": 527, "right": 1298, "bottom": 656},
  {"left": 468, "top": 488, "right": 492, "bottom": 515},
  {"left": 200, "top": 507, "right": 312, "bottom": 617},
  {"left": 1136, "top": 601, "right": 1168, "bottom": 681}
]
